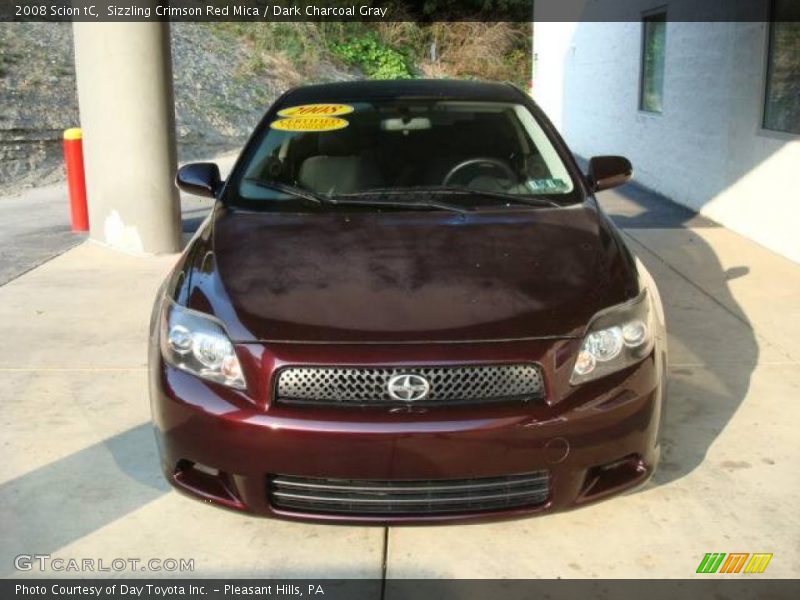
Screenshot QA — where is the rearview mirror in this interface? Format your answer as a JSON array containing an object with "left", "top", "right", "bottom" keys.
[
  {"left": 176, "top": 162, "right": 222, "bottom": 198},
  {"left": 381, "top": 117, "right": 432, "bottom": 131},
  {"left": 587, "top": 156, "right": 632, "bottom": 192}
]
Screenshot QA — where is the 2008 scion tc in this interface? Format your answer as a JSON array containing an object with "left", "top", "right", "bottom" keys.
[{"left": 149, "top": 80, "right": 667, "bottom": 523}]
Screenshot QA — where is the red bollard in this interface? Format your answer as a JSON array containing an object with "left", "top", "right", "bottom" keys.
[{"left": 63, "top": 127, "right": 89, "bottom": 232}]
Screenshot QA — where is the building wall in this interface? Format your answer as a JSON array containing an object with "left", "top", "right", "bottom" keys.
[{"left": 532, "top": 6, "right": 800, "bottom": 263}]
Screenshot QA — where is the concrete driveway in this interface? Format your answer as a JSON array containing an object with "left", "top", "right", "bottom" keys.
[{"left": 1, "top": 182, "right": 798, "bottom": 581}]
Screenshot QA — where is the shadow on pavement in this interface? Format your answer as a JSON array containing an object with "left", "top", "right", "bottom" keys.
[
  {"left": 0, "top": 422, "right": 168, "bottom": 575},
  {"left": 181, "top": 208, "right": 211, "bottom": 234},
  {"left": 596, "top": 180, "right": 758, "bottom": 488}
]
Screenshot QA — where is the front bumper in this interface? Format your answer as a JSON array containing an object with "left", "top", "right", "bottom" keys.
[{"left": 149, "top": 339, "right": 664, "bottom": 524}]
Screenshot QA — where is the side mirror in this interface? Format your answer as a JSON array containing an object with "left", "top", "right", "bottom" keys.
[
  {"left": 587, "top": 156, "right": 632, "bottom": 192},
  {"left": 176, "top": 162, "right": 222, "bottom": 198}
]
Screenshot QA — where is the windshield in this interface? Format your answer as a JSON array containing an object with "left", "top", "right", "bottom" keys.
[{"left": 229, "top": 99, "right": 580, "bottom": 210}]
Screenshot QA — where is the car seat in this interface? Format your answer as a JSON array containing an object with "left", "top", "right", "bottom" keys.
[{"left": 298, "top": 128, "right": 383, "bottom": 195}]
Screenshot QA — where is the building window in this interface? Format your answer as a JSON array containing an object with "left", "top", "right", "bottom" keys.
[
  {"left": 763, "top": 0, "right": 800, "bottom": 134},
  {"left": 640, "top": 12, "right": 667, "bottom": 113}
]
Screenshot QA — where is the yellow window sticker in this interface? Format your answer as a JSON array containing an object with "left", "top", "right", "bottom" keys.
[
  {"left": 270, "top": 117, "right": 350, "bottom": 132},
  {"left": 277, "top": 104, "right": 355, "bottom": 118}
]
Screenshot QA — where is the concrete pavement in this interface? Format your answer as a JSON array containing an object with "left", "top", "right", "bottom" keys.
[
  {"left": 0, "top": 181, "right": 85, "bottom": 286},
  {"left": 1, "top": 183, "right": 798, "bottom": 581}
]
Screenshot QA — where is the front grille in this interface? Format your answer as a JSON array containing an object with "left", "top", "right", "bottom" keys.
[
  {"left": 269, "top": 471, "right": 550, "bottom": 516},
  {"left": 274, "top": 364, "right": 544, "bottom": 407}
]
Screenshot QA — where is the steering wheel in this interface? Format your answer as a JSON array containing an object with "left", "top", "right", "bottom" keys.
[{"left": 442, "top": 157, "right": 518, "bottom": 187}]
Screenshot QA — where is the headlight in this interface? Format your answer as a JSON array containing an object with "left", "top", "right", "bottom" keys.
[
  {"left": 159, "top": 299, "right": 246, "bottom": 390},
  {"left": 570, "top": 290, "right": 654, "bottom": 385}
]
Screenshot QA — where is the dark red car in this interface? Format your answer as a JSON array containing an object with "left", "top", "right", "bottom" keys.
[{"left": 149, "top": 79, "right": 667, "bottom": 524}]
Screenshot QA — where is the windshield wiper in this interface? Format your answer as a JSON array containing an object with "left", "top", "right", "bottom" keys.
[
  {"left": 244, "top": 179, "right": 469, "bottom": 213},
  {"left": 442, "top": 186, "right": 561, "bottom": 208},
  {"left": 331, "top": 194, "right": 471, "bottom": 214},
  {"left": 244, "top": 180, "right": 555, "bottom": 212},
  {"left": 244, "top": 178, "right": 330, "bottom": 206},
  {"left": 355, "top": 186, "right": 561, "bottom": 208}
]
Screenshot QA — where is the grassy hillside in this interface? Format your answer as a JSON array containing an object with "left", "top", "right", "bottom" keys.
[{"left": 215, "top": 21, "right": 531, "bottom": 86}]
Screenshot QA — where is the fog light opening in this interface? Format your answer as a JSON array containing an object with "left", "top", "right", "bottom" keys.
[
  {"left": 578, "top": 454, "right": 648, "bottom": 503},
  {"left": 173, "top": 460, "right": 245, "bottom": 510}
]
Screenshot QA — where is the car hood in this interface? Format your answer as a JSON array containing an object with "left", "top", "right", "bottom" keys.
[{"left": 185, "top": 203, "right": 638, "bottom": 343}]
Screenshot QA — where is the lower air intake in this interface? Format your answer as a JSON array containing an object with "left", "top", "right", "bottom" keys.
[{"left": 268, "top": 471, "right": 550, "bottom": 516}]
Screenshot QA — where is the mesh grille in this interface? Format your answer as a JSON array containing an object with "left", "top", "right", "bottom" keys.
[
  {"left": 275, "top": 364, "right": 544, "bottom": 407},
  {"left": 269, "top": 471, "right": 550, "bottom": 516}
]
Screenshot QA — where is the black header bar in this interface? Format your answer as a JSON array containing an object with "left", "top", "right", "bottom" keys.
[{"left": 0, "top": 0, "right": 785, "bottom": 23}]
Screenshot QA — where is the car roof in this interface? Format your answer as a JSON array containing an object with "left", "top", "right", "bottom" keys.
[{"left": 279, "top": 79, "right": 527, "bottom": 105}]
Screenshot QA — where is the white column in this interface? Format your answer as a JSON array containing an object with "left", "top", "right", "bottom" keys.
[{"left": 72, "top": 22, "right": 181, "bottom": 254}]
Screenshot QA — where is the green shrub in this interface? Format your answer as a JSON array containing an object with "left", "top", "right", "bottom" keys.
[
  {"left": 212, "top": 21, "right": 531, "bottom": 86},
  {"left": 332, "top": 34, "right": 412, "bottom": 80}
]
